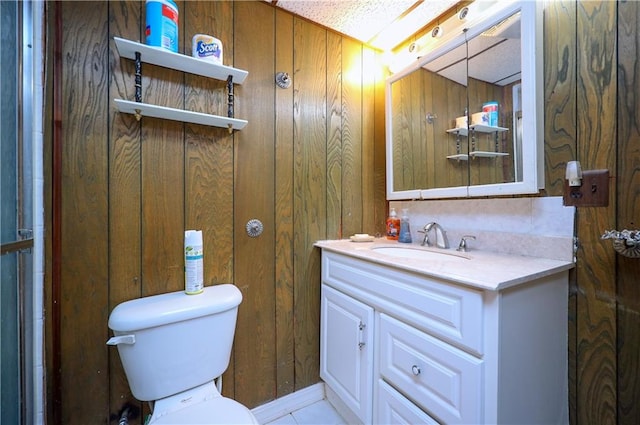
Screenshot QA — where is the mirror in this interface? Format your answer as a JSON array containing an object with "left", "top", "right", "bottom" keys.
[{"left": 385, "top": 1, "right": 543, "bottom": 200}]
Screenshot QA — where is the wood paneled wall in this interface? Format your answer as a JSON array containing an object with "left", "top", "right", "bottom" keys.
[
  {"left": 616, "top": 2, "right": 640, "bottom": 422},
  {"left": 44, "top": 1, "right": 640, "bottom": 424},
  {"left": 544, "top": 1, "right": 640, "bottom": 424},
  {"left": 45, "top": 1, "right": 386, "bottom": 423}
]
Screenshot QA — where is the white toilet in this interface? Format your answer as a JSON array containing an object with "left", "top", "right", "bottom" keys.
[{"left": 107, "top": 284, "right": 259, "bottom": 424}]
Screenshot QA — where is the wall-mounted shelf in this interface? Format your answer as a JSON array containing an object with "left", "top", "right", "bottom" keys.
[
  {"left": 446, "top": 125, "right": 509, "bottom": 137},
  {"left": 114, "top": 37, "right": 248, "bottom": 84},
  {"left": 447, "top": 154, "right": 469, "bottom": 161},
  {"left": 114, "top": 99, "right": 248, "bottom": 130},
  {"left": 446, "top": 127, "right": 469, "bottom": 137},
  {"left": 470, "top": 124, "right": 508, "bottom": 133},
  {"left": 447, "top": 151, "right": 509, "bottom": 160},
  {"left": 113, "top": 37, "right": 249, "bottom": 131},
  {"left": 469, "top": 151, "right": 509, "bottom": 158},
  {"left": 447, "top": 124, "right": 509, "bottom": 160}
]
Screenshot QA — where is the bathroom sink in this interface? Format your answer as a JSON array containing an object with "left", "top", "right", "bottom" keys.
[{"left": 371, "top": 246, "right": 469, "bottom": 261}]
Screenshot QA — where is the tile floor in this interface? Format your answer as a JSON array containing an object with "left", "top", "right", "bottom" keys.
[{"left": 264, "top": 399, "right": 347, "bottom": 425}]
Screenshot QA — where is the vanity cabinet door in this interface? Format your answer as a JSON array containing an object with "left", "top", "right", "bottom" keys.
[{"left": 320, "top": 285, "right": 374, "bottom": 424}]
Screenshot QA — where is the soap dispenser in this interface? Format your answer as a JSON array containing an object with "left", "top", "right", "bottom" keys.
[
  {"left": 398, "top": 209, "right": 412, "bottom": 243},
  {"left": 386, "top": 208, "right": 400, "bottom": 240}
]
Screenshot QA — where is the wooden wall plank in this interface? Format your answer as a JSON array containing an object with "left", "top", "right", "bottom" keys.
[
  {"left": 373, "top": 56, "right": 387, "bottom": 236},
  {"left": 140, "top": 1, "right": 185, "bottom": 298},
  {"left": 421, "top": 70, "right": 435, "bottom": 188},
  {"left": 293, "top": 17, "right": 326, "bottom": 390},
  {"left": 543, "top": 2, "right": 578, "bottom": 421},
  {"left": 361, "top": 47, "right": 378, "bottom": 233},
  {"left": 233, "top": 1, "right": 277, "bottom": 407},
  {"left": 468, "top": 78, "right": 504, "bottom": 186},
  {"left": 326, "top": 32, "right": 343, "bottom": 239},
  {"left": 575, "top": 2, "right": 618, "bottom": 424},
  {"left": 184, "top": 1, "right": 234, "bottom": 285},
  {"left": 409, "top": 71, "right": 426, "bottom": 188},
  {"left": 341, "top": 38, "right": 363, "bottom": 238},
  {"left": 415, "top": 70, "right": 429, "bottom": 188},
  {"left": 498, "top": 83, "right": 515, "bottom": 183},
  {"left": 395, "top": 73, "right": 415, "bottom": 189},
  {"left": 390, "top": 74, "right": 403, "bottom": 190},
  {"left": 108, "top": 1, "right": 143, "bottom": 422},
  {"left": 274, "top": 8, "right": 295, "bottom": 398},
  {"left": 616, "top": 1, "right": 640, "bottom": 422},
  {"left": 544, "top": 1, "right": 578, "bottom": 196},
  {"left": 60, "top": 2, "right": 110, "bottom": 423},
  {"left": 439, "top": 73, "right": 467, "bottom": 188},
  {"left": 183, "top": 0, "right": 236, "bottom": 398}
]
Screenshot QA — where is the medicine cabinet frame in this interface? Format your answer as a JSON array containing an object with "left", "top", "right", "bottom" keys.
[{"left": 385, "top": 0, "right": 544, "bottom": 200}]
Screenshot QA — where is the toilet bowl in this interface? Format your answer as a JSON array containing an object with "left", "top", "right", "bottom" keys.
[
  {"left": 149, "top": 381, "right": 257, "bottom": 424},
  {"left": 107, "top": 284, "right": 258, "bottom": 424}
]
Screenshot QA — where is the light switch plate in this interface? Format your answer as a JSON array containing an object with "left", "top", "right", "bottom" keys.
[{"left": 563, "top": 169, "right": 609, "bottom": 207}]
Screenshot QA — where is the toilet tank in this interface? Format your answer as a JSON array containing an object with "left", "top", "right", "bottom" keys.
[{"left": 107, "top": 284, "right": 242, "bottom": 401}]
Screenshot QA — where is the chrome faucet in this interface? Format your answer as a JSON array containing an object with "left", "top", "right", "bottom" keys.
[
  {"left": 418, "top": 222, "right": 449, "bottom": 249},
  {"left": 457, "top": 235, "right": 476, "bottom": 252}
]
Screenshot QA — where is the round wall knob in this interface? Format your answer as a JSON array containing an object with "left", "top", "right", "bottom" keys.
[
  {"left": 411, "top": 365, "right": 421, "bottom": 375},
  {"left": 246, "top": 219, "right": 264, "bottom": 237},
  {"left": 275, "top": 72, "right": 291, "bottom": 89}
]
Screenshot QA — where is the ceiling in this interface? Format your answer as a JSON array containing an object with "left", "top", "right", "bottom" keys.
[
  {"left": 424, "top": 11, "right": 522, "bottom": 86},
  {"left": 270, "top": 0, "right": 461, "bottom": 51}
]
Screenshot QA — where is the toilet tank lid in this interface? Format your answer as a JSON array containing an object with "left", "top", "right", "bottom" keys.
[{"left": 108, "top": 284, "right": 242, "bottom": 332}]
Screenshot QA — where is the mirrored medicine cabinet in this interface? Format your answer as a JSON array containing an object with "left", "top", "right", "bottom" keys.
[{"left": 385, "top": 1, "right": 544, "bottom": 200}]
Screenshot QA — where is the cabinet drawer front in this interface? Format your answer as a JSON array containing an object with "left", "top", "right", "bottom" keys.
[
  {"left": 378, "top": 313, "right": 482, "bottom": 424},
  {"left": 376, "top": 379, "right": 439, "bottom": 425},
  {"left": 323, "top": 252, "right": 484, "bottom": 354}
]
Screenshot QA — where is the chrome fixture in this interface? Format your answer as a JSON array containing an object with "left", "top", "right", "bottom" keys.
[
  {"left": 246, "top": 219, "right": 264, "bottom": 237},
  {"left": 457, "top": 235, "right": 476, "bottom": 252},
  {"left": 418, "top": 222, "right": 449, "bottom": 249},
  {"left": 601, "top": 229, "right": 640, "bottom": 258},
  {"left": 275, "top": 72, "right": 291, "bottom": 89}
]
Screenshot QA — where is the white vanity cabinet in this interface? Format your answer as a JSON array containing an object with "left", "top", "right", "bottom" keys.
[{"left": 319, "top": 249, "right": 569, "bottom": 425}]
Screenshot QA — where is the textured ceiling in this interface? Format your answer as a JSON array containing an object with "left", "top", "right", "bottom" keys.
[{"left": 272, "top": 0, "right": 460, "bottom": 50}]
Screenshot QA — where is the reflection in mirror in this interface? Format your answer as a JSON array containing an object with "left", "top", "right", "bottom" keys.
[
  {"left": 390, "top": 57, "right": 468, "bottom": 193},
  {"left": 467, "top": 11, "right": 521, "bottom": 187},
  {"left": 385, "top": 1, "right": 543, "bottom": 200}
]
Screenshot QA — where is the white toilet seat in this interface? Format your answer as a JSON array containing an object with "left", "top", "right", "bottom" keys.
[{"left": 150, "top": 396, "right": 259, "bottom": 424}]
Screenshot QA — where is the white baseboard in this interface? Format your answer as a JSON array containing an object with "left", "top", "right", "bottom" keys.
[{"left": 250, "top": 382, "right": 325, "bottom": 424}]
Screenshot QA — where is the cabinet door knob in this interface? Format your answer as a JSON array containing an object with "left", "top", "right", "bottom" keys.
[{"left": 411, "top": 365, "right": 421, "bottom": 376}]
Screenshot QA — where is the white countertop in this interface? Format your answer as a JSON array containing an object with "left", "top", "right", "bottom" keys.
[{"left": 315, "top": 238, "right": 574, "bottom": 291}]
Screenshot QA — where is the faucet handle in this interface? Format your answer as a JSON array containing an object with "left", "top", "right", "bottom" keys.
[
  {"left": 417, "top": 222, "right": 435, "bottom": 246},
  {"left": 457, "top": 235, "right": 476, "bottom": 252},
  {"left": 417, "top": 228, "right": 430, "bottom": 246}
]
